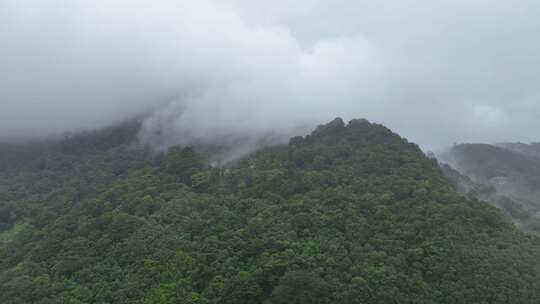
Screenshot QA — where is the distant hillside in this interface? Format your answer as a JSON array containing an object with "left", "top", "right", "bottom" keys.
[
  {"left": 0, "top": 120, "right": 142, "bottom": 172},
  {"left": 1, "top": 119, "right": 540, "bottom": 303},
  {"left": 442, "top": 143, "right": 540, "bottom": 190},
  {"left": 440, "top": 143, "right": 540, "bottom": 234},
  {"left": 498, "top": 142, "right": 540, "bottom": 159}
]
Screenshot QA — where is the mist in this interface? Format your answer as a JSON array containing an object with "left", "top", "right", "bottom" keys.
[{"left": 1, "top": 0, "right": 540, "bottom": 150}]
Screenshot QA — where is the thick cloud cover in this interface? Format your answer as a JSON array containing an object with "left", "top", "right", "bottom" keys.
[{"left": 1, "top": 0, "right": 540, "bottom": 149}]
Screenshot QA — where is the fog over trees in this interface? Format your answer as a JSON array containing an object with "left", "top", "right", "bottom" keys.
[
  {"left": 1, "top": 0, "right": 540, "bottom": 149},
  {"left": 2, "top": 1, "right": 540, "bottom": 303}
]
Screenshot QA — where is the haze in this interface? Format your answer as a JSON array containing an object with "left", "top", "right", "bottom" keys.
[{"left": 1, "top": 0, "right": 539, "bottom": 149}]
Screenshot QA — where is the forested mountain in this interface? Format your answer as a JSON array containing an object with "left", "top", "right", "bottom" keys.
[
  {"left": 1, "top": 118, "right": 540, "bottom": 303},
  {"left": 442, "top": 144, "right": 540, "bottom": 190},
  {"left": 439, "top": 143, "right": 540, "bottom": 234}
]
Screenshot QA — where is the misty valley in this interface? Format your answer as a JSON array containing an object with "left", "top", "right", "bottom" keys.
[{"left": 1, "top": 118, "right": 540, "bottom": 303}]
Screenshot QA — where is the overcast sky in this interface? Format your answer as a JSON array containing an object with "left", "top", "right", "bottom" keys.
[{"left": 1, "top": 0, "right": 539, "bottom": 149}]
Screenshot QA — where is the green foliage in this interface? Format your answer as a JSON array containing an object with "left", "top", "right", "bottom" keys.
[
  {"left": 267, "top": 271, "right": 329, "bottom": 304},
  {"left": 0, "top": 222, "right": 26, "bottom": 247},
  {"left": 1, "top": 119, "right": 540, "bottom": 303}
]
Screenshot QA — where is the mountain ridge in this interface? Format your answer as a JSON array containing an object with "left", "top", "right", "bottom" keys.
[{"left": 1, "top": 118, "right": 540, "bottom": 303}]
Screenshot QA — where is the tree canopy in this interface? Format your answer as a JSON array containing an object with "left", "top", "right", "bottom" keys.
[{"left": 1, "top": 119, "right": 540, "bottom": 303}]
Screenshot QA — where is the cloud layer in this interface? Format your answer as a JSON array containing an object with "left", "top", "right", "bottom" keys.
[{"left": 1, "top": 0, "right": 540, "bottom": 149}]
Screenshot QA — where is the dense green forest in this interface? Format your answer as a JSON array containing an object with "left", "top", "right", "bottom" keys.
[{"left": 1, "top": 118, "right": 540, "bottom": 303}]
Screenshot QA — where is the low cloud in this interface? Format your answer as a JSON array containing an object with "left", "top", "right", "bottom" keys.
[{"left": 1, "top": 0, "right": 540, "bottom": 150}]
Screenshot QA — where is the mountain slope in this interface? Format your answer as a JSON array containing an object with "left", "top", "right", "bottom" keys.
[
  {"left": 443, "top": 143, "right": 540, "bottom": 190},
  {"left": 499, "top": 142, "right": 540, "bottom": 160},
  {"left": 441, "top": 143, "right": 540, "bottom": 233},
  {"left": 1, "top": 119, "right": 540, "bottom": 303}
]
